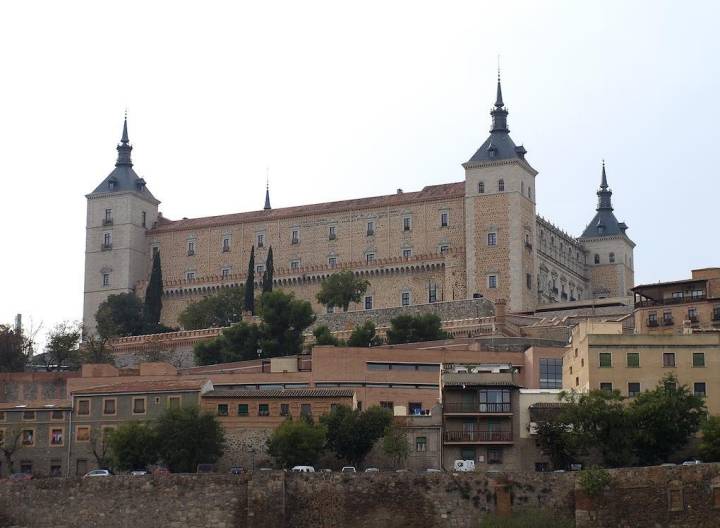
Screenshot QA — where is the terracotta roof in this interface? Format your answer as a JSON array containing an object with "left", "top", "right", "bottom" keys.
[
  {"left": 72, "top": 379, "right": 210, "bottom": 395},
  {"left": 149, "top": 182, "right": 465, "bottom": 233},
  {"left": 0, "top": 400, "right": 72, "bottom": 411},
  {"left": 204, "top": 389, "right": 355, "bottom": 399}
]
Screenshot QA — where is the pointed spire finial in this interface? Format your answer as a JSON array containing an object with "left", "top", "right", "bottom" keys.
[
  {"left": 600, "top": 159, "right": 608, "bottom": 190},
  {"left": 495, "top": 62, "right": 504, "bottom": 108},
  {"left": 264, "top": 167, "right": 272, "bottom": 210},
  {"left": 116, "top": 112, "right": 133, "bottom": 167}
]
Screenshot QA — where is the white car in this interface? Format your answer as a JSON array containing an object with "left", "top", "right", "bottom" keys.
[
  {"left": 682, "top": 460, "right": 702, "bottom": 466},
  {"left": 84, "top": 469, "right": 112, "bottom": 478},
  {"left": 453, "top": 460, "right": 475, "bottom": 472},
  {"left": 364, "top": 467, "right": 379, "bottom": 473},
  {"left": 341, "top": 466, "right": 356, "bottom": 473},
  {"left": 291, "top": 466, "right": 315, "bottom": 473}
]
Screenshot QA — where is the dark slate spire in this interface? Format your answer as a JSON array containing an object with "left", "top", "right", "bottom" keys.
[
  {"left": 264, "top": 182, "right": 271, "bottom": 210},
  {"left": 490, "top": 71, "right": 509, "bottom": 133},
  {"left": 580, "top": 161, "right": 627, "bottom": 239},
  {"left": 597, "top": 160, "right": 613, "bottom": 211},
  {"left": 116, "top": 114, "right": 133, "bottom": 167},
  {"left": 494, "top": 70, "right": 504, "bottom": 108}
]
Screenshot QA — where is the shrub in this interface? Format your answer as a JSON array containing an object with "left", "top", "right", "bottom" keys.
[{"left": 578, "top": 466, "right": 611, "bottom": 497}]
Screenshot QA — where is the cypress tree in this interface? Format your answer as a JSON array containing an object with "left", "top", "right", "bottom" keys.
[
  {"left": 143, "top": 251, "right": 163, "bottom": 327},
  {"left": 262, "top": 246, "right": 274, "bottom": 293},
  {"left": 244, "top": 245, "right": 256, "bottom": 314}
]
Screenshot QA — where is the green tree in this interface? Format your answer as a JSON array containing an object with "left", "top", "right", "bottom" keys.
[
  {"left": 108, "top": 421, "right": 159, "bottom": 471},
  {"left": 79, "top": 333, "right": 116, "bottom": 365},
  {"left": 347, "top": 321, "right": 382, "bottom": 347},
  {"left": 193, "top": 321, "right": 261, "bottom": 366},
  {"left": 262, "top": 246, "right": 274, "bottom": 293},
  {"left": 44, "top": 321, "right": 82, "bottom": 371},
  {"left": 178, "top": 286, "right": 245, "bottom": 330},
  {"left": 316, "top": 271, "right": 370, "bottom": 312},
  {"left": 143, "top": 251, "right": 164, "bottom": 329},
  {"left": 386, "top": 313, "right": 448, "bottom": 345},
  {"left": 535, "top": 420, "right": 579, "bottom": 471},
  {"left": 0, "top": 426, "right": 24, "bottom": 475},
  {"left": 313, "top": 325, "right": 339, "bottom": 346},
  {"left": 95, "top": 293, "right": 145, "bottom": 339},
  {"left": 90, "top": 427, "right": 114, "bottom": 469},
  {"left": 382, "top": 423, "right": 409, "bottom": 468},
  {"left": 267, "top": 418, "right": 327, "bottom": 468},
  {"left": 629, "top": 374, "right": 706, "bottom": 465},
  {"left": 321, "top": 405, "right": 392, "bottom": 467},
  {"left": 258, "top": 290, "right": 315, "bottom": 357},
  {"left": 0, "top": 325, "right": 29, "bottom": 372},
  {"left": 699, "top": 416, "right": 720, "bottom": 462},
  {"left": 245, "top": 245, "right": 256, "bottom": 315},
  {"left": 154, "top": 406, "right": 225, "bottom": 473}
]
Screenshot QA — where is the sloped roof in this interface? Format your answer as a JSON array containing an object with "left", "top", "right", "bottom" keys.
[
  {"left": 0, "top": 400, "right": 72, "bottom": 411},
  {"left": 204, "top": 388, "right": 355, "bottom": 399},
  {"left": 72, "top": 379, "right": 209, "bottom": 395},
  {"left": 466, "top": 132, "right": 523, "bottom": 164},
  {"left": 89, "top": 164, "right": 159, "bottom": 203},
  {"left": 580, "top": 209, "right": 627, "bottom": 238}
]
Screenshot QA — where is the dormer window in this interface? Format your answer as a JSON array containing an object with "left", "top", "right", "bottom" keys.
[
  {"left": 108, "top": 179, "right": 116, "bottom": 191},
  {"left": 498, "top": 179, "right": 505, "bottom": 192},
  {"left": 136, "top": 179, "right": 146, "bottom": 191}
]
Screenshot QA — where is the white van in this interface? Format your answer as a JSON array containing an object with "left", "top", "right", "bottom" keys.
[
  {"left": 453, "top": 460, "right": 475, "bottom": 472},
  {"left": 291, "top": 466, "right": 315, "bottom": 473}
]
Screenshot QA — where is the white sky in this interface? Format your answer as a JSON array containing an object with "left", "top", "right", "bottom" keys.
[{"left": 1, "top": 0, "right": 719, "bottom": 347}]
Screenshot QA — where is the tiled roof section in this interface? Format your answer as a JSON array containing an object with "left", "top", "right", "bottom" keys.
[
  {"left": 148, "top": 182, "right": 465, "bottom": 233},
  {"left": 89, "top": 165, "right": 159, "bottom": 203},
  {"left": 0, "top": 400, "right": 72, "bottom": 411},
  {"left": 204, "top": 389, "right": 355, "bottom": 399},
  {"left": 72, "top": 379, "right": 209, "bottom": 395},
  {"left": 529, "top": 402, "right": 567, "bottom": 408}
]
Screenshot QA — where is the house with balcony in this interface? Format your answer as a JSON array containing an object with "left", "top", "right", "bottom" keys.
[{"left": 632, "top": 268, "right": 720, "bottom": 335}]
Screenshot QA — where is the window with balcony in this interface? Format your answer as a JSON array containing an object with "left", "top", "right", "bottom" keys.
[
  {"left": 627, "top": 352, "right": 640, "bottom": 368},
  {"left": 599, "top": 352, "right": 612, "bottom": 368},
  {"left": 403, "top": 217, "right": 411, "bottom": 232},
  {"left": 479, "top": 389, "right": 511, "bottom": 413},
  {"left": 693, "top": 353, "right": 705, "bottom": 368},
  {"left": 367, "top": 221, "right": 375, "bottom": 236},
  {"left": 440, "top": 212, "right": 448, "bottom": 227},
  {"left": 487, "top": 232, "right": 497, "bottom": 246},
  {"left": 329, "top": 226, "right": 336, "bottom": 240},
  {"left": 187, "top": 240, "right": 195, "bottom": 256},
  {"left": 415, "top": 436, "right": 427, "bottom": 452},
  {"left": 663, "top": 353, "right": 676, "bottom": 368},
  {"left": 291, "top": 229, "right": 300, "bottom": 244},
  {"left": 628, "top": 382, "right": 641, "bottom": 397}
]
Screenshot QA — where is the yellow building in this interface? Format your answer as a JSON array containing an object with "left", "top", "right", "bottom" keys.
[{"left": 564, "top": 320, "right": 720, "bottom": 414}]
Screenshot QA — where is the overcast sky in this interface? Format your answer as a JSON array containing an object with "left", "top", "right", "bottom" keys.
[{"left": 1, "top": 0, "right": 719, "bottom": 346}]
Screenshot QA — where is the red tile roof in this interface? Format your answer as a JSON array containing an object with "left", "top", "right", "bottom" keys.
[
  {"left": 0, "top": 400, "right": 72, "bottom": 411},
  {"left": 204, "top": 389, "right": 354, "bottom": 399},
  {"left": 72, "top": 379, "right": 210, "bottom": 395},
  {"left": 149, "top": 182, "right": 465, "bottom": 233}
]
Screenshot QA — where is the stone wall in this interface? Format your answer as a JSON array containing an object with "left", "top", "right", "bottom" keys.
[{"left": 0, "top": 372, "right": 72, "bottom": 403}]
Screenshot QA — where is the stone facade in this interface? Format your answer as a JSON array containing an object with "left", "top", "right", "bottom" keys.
[{"left": 83, "top": 78, "right": 635, "bottom": 334}]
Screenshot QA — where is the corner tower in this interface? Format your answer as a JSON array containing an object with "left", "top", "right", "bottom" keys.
[
  {"left": 463, "top": 74, "right": 538, "bottom": 312},
  {"left": 82, "top": 117, "right": 160, "bottom": 335},
  {"left": 578, "top": 162, "right": 635, "bottom": 298}
]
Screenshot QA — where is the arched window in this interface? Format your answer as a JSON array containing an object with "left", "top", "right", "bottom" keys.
[
  {"left": 478, "top": 181, "right": 485, "bottom": 194},
  {"left": 609, "top": 252, "right": 615, "bottom": 263},
  {"left": 594, "top": 254, "right": 600, "bottom": 264},
  {"left": 498, "top": 179, "right": 505, "bottom": 192}
]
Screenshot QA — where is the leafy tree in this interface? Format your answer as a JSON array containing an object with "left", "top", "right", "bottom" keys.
[
  {"left": 90, "top": 427, "right": 114, "bottom": 469},
  {"left": 629, "top": 374, "right": 706, "bottom": 465},
  {"left": 0, "top": 325, "right": 30, "bottom": 372},
  {"left": 79, "top": 333, "right": 116, "bottom": 365},
  {"left": 95, "top": 293, "right": 145, "bottom": 339},
  {"left": 44, "top": 321, "right": 82, "bottom": 371},
  {"left": 262, "top": 246, "right": 274, "bottom": 293},
  {"left": 143, "top": 251, "right": 164, "bottom": 329},
  {"left": 382, "top": 423, "right": 409, "bottom": 468},
  {"left": 699, "top": 416, "right": 720, "bottom": 462},
  {"left": 0, "top": 426, "right": 24, "bottom": 475},
  {"left": 316, "top": 271, "right": 370, "bottom": 312},
  {"left": 535, "top": 420, "right": 579, "bottom": 471},
  {"left": 347, "top": 321, "right": 383, "bottom": 347},
  {"left": 178, "top": 286, "right": 245, "bottom": 330},
  {"left": 386, "top": 313, "right": 448, "bottom": 345},
  {"left": 193, "top": 321, "right": 261, "bottom": 365},
  {"left": 321, "top": 405, "right": 392, "bottom": 467},
  {"left": 108, "top": 421, "right": 159, "bottom": 471},
  {"left": 313, "top": 325, "right": 339, "bottom": 346},
  {"left": 154, "top": 406, "right": 225, "bottom": 473},
  {"left": 245, "top": 245, "right": 256, "bottom": 315},
  {"left": 267, "top": 418, "right": 327, "bottom": 468},
  {"left": 258, "top": 291, "right": 315, "bottom": 357}
]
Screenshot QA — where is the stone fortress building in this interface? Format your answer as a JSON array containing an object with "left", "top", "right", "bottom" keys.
[{"left": 83, "top": 75, "right": 635, "bottom": 334}]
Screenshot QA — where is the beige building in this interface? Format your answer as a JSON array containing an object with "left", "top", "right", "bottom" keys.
[
  {"left": 564, "top": 320, "right": 720, "bottom": 414},
  {"left": 83, "top": 75, "right": 635, "bottom": 334}
]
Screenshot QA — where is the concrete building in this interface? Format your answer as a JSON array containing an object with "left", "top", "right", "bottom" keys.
[{"left": 82, "top": 75, "right": 635, "bottom": 334}]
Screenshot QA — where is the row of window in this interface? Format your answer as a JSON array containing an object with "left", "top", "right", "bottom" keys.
[
  {"left": 216, "top": 402, "right": 332, "bottom": 417},
  {"left": 0, "top": 427, "right": 66, "bottom": 448},
  {"left": 477, "top": 179, "right": 532, "bottom": 200},
  {"left": 75, "top": 396, "right": 182, "bottom": 417},
  {"left": 459, "top": 446, "right": 504, "bottom": 465},
  {"left": 596, "top": 351, "right": 707, "bottom": 369},
  {"left": 101, "top": 209, "right": 147, "bottom": 228},
  {"left": 367, "top": 362, "right": 439, "bottom": 372},
  {"left": 0, "top": 409, "right": 65, "bottom": 421},
  {"left": 597, "top": 381, "right": 708, "bottom": 398},
  {"left": 648, "top": 307, "right": 720, "bottom": 326}
]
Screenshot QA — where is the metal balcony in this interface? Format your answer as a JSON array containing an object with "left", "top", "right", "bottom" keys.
[
  {"left": 443, "top": 430, "right": 513, "bottom": 443},
  {"left": 443, "top": 402, "right": 512, "bottom": 414}
]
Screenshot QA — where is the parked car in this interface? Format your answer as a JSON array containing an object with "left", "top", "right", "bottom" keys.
[
  {"left": 660, "top": 463, "right": 677, "bottom": 467},
  {"left": 341, "top": 466, "right": 356, "bottom": 473},
  {"left": 364, "top": 467, "right": 379, "bottom": 473},
  {"left": 197, "top": 463, "right": 215, "bottom": 473},
  {"left": 682, "top": 460, "right": 703, "bottom": 466},
  {"left": 258, "top": 467, "right": 273, "bottom": 472},
  {"left": 321, "top": 468, "right": 332, "bottom": 473},
  {"left": 229, "top": 466, "right": 244, "bottom": 475},
  {"left": 9, "top": 473, "right": 33, "bottom": 482},
  {"left": 425, "top": 468, "right": 442, "bottom": 473},
  {"left": 395, "top": 469, "right": 409, "bottom": 473},
  {"left": 453, "top": 460, "right": 475, "bottom": 472},
  {"left": 291, "top": 466, "right": 315, "bottom": 473},
  {"left": 84, "top": 469, "right": 112, "bottom": 478},
  {"left": 152, "top": 467, "right": 171, "bottom": 476},
  {"left": 130, "top": 470, "right": 148, "bottom": 476}
]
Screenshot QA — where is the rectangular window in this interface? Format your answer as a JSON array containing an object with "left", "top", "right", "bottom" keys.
[
  {"left": 663, "top": 353, "right": 676, "bottom": 367},
  {"left": 217, "top": 404, "right": 229, "bottom": 416},
  {"left": 429, "top": 284, "right": 437, "bottom": 303},
  {"left": 168, "top": 396, "right": 181, "bottom": 410},
  {"left": 104, "top": 209, "right": 112, "bottom": 222},
  {"left": 187, "top": 241, "right": 195, "bottom": 256},
  {"left": 238, "top": 404, "right": 249, "bottom": 416},
  {"left": 460, "top": 447, "right": 476, "bottom": 461},
  {"left": 19, "top": 429, "right": 34, "bottom": 447},
  {"left": 628, "top": 382, "right": 641, "bottom": 397},
  {"left": 599, "top": 352, "right": 612, "bottom": 368},
  {"left": 440, "top": 245, "right": 449, "bottom": 255},
  {"left": 290, "top": 260, "right": 300, "bottom": 270},
  {"left": 257, "top": 234, "right": 265, "bottom": 248},
  {"left": 600, "top": 382, "right": 613, "bottom": 393},
  {"left": 132, "top": 397, "right": 146, "bottom": 415},
  {"left": 380, "top": 401, "right": 394, "bottom": 410},
  {"left": 291, "top": 229, "right": 299, "bottom": 244},
  {"left": 22, "top": 411, "right": 35, "bottom": 421},
  {"left": 693, "top": 353, "right": 705, "bottom": 367},
  {"left": 479, "top": 389, "right": 511, "bottom": 412},
  {"left": 152, "top": 246, "right": 159, "bottom": 258},
  {"left": 689, "top": 308, "right": 698, "bottom": 322},
  {"left": 258, "top": 404, "right": 270, "bottom": 417},
  {"left": 488, "top": 275, "right": 497, "bottom": 289},
  {"left": 102, "top": 273, "right": 110, "bottom": 287},
  {"left": 367, "top": 221, "right": 375, "bottom": 236},
  {"left": 694, "top": 382, "right": 706, "bottom": 397},
  {"left": 627, "top": 352, "right": 640, "bottom": 368},
  {"left": 222, "top": 268, "right": 230, "bottom": 279},
  {"left": 526, "top": 273, "right": 532, "bottom": 290},
  {"left": 77, "top": 399, "right": 90, "bottom": 416},
  {"left": 280, "top": 404, "right": 290, "bottom": 417},
  {"left": 663, "top": 312, "right": 673, "bottom": 325},
  {"left": 50, "top": 460, "right": 62, "bottom": 477},
  {"left": 416, "top": 436, "right": 427, "bottom": 452},
  {"left": 20, "top": 461, "right": 32, "bottom": 474},
  {"left": 103, "top": 232, "right": 112, "bottom": 249},
  {"left": 402, "top": 249, "right": 411, "bottom": 259},
  {"left": 539, "top": 358, "right": 563, "bottom": 389},
  {"left": 487, "top": 232, "right": 497, "bottom": 246},
  {"left": 401, "top": 292, "right": 410, "bottom": 306},
  {"left": 186, "top": 271, "right": 195, "bottom": 281},
  {"left": 49, "top": 428, "right": 64, "bottom": 446},
  {"left": 256, "top": 265, "right": 264, "bottom": 274},
  {"left": 222, "top": 237, "right": 230, "bottom": 252},
  {"left": 408, "top": 402, "right": 422, "bottom": 415},
  {"left": 328, "top": 257, "right": 337, "bottom": 268},
  {"left": 366, "top": 253, "right": 375, "bottom": 264},
  {"left": 487, "top": 447, "right": 503, "bottom": 464},
  {"left": 51, "top": 410, "right": 64, "bottom": 420},
  {"left": 440, "top": 212, "right": 448, "bottom": 227},
  {"left": 75, "top": 426, "right": 90, "bottom": 443},
  {"left": 102, "top": 398, "right": 116, "bottom": 416},
  {"left": 364, "top": 296, "right": 373, "bottom": 310},
  {"left": 142, "top": 211, "right": 147, "bottom": 228},
  {"left": 300, "top": 404, "right": 311, "bottom": 417},
  {"left": 329, "top": 226, "right": 336, "bottom": 240},
  {"left": 403, "top": 217, "right": 411, "bottom": 231}
]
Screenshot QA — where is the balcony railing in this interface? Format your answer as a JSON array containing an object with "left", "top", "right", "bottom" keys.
[
  {"left": 689, "top": 315, "right": 699, "bottom": 324},
  {"left": 443, "top": 402, "right": 512, "bottom": 414},
  {"left": 636, "top": 294, "right": 707, "bottom": 308},
  {"left": 102, "top": 218, "right": 113, "bottom": 226},
  {"left": 663, "top": 318, "right": 674, "bottom": 326},
  {"left": 444, "top": 430, "right": 513, "bottom": 443},
  {"left": 647, "top": 320, "right": 659, "bottom": 327},
  {"left": 101, "top": 243, "right": 112, "bottom": 251}
]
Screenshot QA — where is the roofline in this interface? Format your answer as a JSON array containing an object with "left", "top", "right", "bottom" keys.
[
  {"left": 462, "top": 157, "right": 538, "bottom": 176},
  {"left": 72, "top": 387, "right": 204, "bottom": 397},
  {"left": 632, "top": 278, "right": 708, "bottom": 291},
  {"left": 86, "top": 189, "right": 161, "bottom": 206}
]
